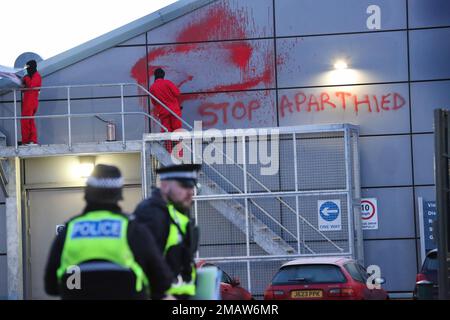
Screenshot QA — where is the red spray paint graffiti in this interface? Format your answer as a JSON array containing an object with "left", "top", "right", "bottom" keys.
[
  {"left": 198, "top": 99, "right": 261, "bottom": 127},
  {"left": 192, "top": 90, "right": 406, "bottom": 128},
  {"left": 279, "top": 91, "right": 406, "bottom": 117},
  {"left": 130, "top": 2, "right": 274, "bottom": 111},
  {"left": 130, "top": 3, "right": 405, "bottom": 129}
]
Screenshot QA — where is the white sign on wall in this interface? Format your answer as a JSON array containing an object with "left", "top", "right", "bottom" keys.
[
  {"left": 56, "top": 224, "right": 65, "bottom": 235},
  {"left": 361, "top": 198, "right": 378, "bottom": 230},
  {"left": 318, "top": 200, "right": 342, "bottom": 231}
]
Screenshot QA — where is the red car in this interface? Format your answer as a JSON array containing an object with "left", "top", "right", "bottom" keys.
[
  {"left": 264, "top": 257, "right": 388, "bottom": 300},
  {"left": 414, "top": 249, "right": 438, "bottom": 299},
  {"left": 197, "top": 261, "right": 253, "bottom": 300}
]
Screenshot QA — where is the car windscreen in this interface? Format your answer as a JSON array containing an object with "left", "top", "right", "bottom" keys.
[
  {"left": 344, "top": 263, "right": 366, "bottom": 283},
  {"left": 272, "top": 264, "right": 347, "bottom": 285},
  {"left": 423, "top": 253, "right": 438, "bottom": 272}
]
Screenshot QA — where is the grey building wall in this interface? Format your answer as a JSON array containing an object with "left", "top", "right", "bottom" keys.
[
  {"left": 144, "top": 0, "right": 448, "bottom": 295},
  {"left": 0, "top": 0, "right": 449, "bottom": 297}
]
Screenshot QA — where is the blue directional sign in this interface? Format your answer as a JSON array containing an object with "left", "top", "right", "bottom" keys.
[
  {"left": 320, "top": 201, "right": 340, "bottom": 221},
  {"left": 318, "top": 200, "right": 342, "bottom": 231}
]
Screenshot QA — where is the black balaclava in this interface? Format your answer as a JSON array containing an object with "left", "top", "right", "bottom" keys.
[
  {"left": 154, "top": 68, "right": 165, "bottom": 80},
  {"left": 25, "top": 60, "right": 37, "bottom": 77}
]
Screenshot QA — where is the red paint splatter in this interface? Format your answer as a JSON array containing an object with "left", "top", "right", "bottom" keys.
[
  {"left": 130, "top": 57, "right": 148, "bottom": 88},
  {"left": 209, "top": 66, "right": 273, "bottom": 92},
  {"left": 229, "top": 43, "right": 253, "bottom": 71},
  {"left": 177, "top": 6, "right": 246, "bottom": 41},
  {"left": 130, "top": 2, "right": 274, "bottom": 108}
]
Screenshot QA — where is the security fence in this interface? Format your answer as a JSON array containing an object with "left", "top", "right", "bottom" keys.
[{"left": 142, "top": 123, "right": 363, "bottom": 298}]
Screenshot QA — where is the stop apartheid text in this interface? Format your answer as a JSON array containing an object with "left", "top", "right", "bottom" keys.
[{"left": 279, "top": 91, "right": 406, "bottom": 117}]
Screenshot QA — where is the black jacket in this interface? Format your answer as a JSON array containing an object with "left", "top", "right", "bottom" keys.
[
  {"left": 44, "top": 203, "right": 173, "bottom": 299},
  {"left": 134, "top": 189, "right": 197, "bottom": 284}
]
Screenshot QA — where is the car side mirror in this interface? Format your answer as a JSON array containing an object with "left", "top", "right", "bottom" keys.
[
  {"left": 375, "top": 277, "right": 386, "bottom": 285},
  {"left": 231, "top": 277, "right": 240, "bottom": 287}
]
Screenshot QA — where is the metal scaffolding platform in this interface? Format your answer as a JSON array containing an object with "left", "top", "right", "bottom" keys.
[{"left": 0, "top": 140, "right": 142, "bottom": 158}]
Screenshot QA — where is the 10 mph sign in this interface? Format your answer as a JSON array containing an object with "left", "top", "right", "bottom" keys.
[{"left": 361, "top": 198, "right": 378, "bottom": 230}]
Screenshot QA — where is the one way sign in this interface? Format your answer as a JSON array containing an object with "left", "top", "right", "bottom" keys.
[{"left": 318, "top": 200, "right": 342, "bottom": 231}]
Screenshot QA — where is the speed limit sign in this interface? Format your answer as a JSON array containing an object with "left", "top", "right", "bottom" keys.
[{"left": 361, "top": 198, "right": 378, "bottom": 230}]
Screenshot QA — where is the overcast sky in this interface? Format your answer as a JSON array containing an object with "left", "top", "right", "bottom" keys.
[{"left": 0, "top": 0, "right": 178, "bottom": 66}]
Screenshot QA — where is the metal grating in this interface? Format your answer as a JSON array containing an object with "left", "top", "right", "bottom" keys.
[{"left": 142, "top": 124, "right": 362, "bottom": 298}]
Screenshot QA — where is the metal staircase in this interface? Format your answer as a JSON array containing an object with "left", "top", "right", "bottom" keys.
[{"left": 148, "top": 142, "right": 296, "bottom": 255}]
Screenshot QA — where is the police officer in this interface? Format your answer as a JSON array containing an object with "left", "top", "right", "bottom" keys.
[
  {"left": 134, "top": 164, "right": 201, "bottom": 300},
  {"left": 44, "top": 164, "right": 173, "bottom": 299}
]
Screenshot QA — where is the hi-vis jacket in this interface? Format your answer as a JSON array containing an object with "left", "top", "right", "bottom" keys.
[
  {"left": 44, "top": 204, "right": 172, "bottom": 299},
  {"left": 134, "top": 188, "right": 198, "bottom": 297}
]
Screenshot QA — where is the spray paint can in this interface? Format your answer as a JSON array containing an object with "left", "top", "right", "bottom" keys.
[{"left": 106, "top": 122, "right": 116, "bottom": 141}]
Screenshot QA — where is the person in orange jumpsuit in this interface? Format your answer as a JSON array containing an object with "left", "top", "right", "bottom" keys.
[
  {"left": 149, "top": 68, "right": 183, "bottom": 154},
  {"left": 21, "top": 60, "right": 42, "bottom": 145}
]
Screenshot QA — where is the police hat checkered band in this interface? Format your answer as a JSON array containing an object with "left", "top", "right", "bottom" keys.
[
  {"left": 159, "top": 171, "right": 197, "bottom": 180},
  {"left": 86, "top": 176, "right": 124, "bottom": 188}
]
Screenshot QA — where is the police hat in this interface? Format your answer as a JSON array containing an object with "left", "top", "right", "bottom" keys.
[
  {"left": 85, "top": 164, "right": 124, "bottom": 204},
  {"left": 156, "top": 164, "right": 201, "bottom": 188}
]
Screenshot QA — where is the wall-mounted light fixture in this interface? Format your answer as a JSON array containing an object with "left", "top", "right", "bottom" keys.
[
  {"left": 77, "top": 156, "right": 95, "bottom": 178},
  {"left": 324, "top": 58, "right": 358, "bottom": 85},
  {"left": 334, "top": 59, "right": 348, "bottom": 70}
]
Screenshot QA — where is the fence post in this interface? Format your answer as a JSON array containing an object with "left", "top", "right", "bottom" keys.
[
  {"left": 242, "top": 135, "right": 252, "bottom": 292},
  {"left": 67, "top": 87, "right": 72, "bottom": 150},
  {"left": 352, "top": 129, "right": 364, "bottom": 263},
  {"left": 344, "top": 127, "right": 356, "bottom": 260},
  {"left": 13, "top": 90, "right": 18, "bottom": 152},
  {"left": 293, "top": 133, "right": 301, "bottom": 254},
  {"left": 120, "top": 84, "right": 126, "bottom": 148}
]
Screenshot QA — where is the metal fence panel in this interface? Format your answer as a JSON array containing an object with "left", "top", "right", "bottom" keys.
[{"left": 143, "top": 124, "right": 362, "bottom": 298}]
